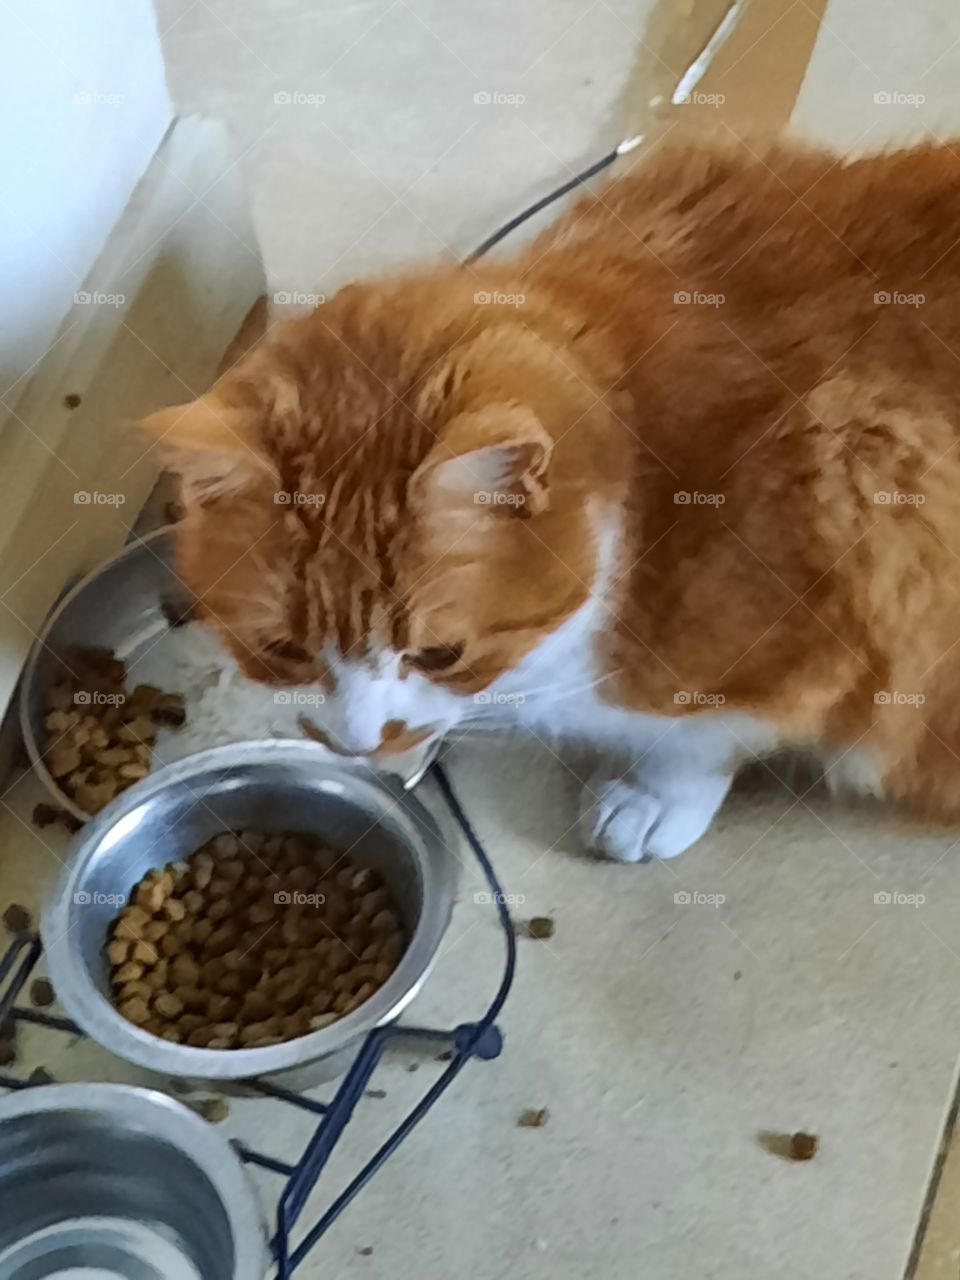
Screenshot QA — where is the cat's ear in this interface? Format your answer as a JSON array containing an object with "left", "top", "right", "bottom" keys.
[
  {"left": 139, "top": 394, "right": 277, "bottom": 502},
  {"left": 410, "top": 404, "right": 552, "bottom": 518}
]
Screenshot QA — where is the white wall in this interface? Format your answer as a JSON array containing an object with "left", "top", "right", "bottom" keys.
[{"left": 0, "top": 0, "right": 172, "bottom": 400}]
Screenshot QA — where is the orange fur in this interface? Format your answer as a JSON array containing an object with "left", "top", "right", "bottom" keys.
[{"left": 144, "top": 136, "right": 960, "bottom": 821}]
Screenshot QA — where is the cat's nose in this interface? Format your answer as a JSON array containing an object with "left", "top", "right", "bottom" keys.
[
  {"left": 298, "top": 715, "right": 437, "bottom": 759},
  {"left": 374, "top": 719, "right": 437, "bottom": 757},
  {"left": 298, "top": 715, "right": 379, "bottom": 756}
]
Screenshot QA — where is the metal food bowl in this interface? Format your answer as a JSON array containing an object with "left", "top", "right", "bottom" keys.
[
  {"left": 19, "top": 525, "right": 192, "bottom": 821},
  {"left": 43, "top": 740, "right": 457, "bottom": 1086},
  {"left": 20, "top": 525, "right": 437, "bottom": 819},
  {"left": 0, "top": 1082, "right": 268, "bottom": 1279}
]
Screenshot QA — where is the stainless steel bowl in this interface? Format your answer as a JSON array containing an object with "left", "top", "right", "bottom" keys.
[
  {"left": 20, "top": 525, "right": 438, "bottom": 818},
  {"left": 43, "top": 740, "right": 457, "bottom": 1085},
  {"left": 20, "top": 525, "right": 192, "bottom": 820},
  {"left": 0, "top": 1082, "right": 268, "bottom": 1279}
]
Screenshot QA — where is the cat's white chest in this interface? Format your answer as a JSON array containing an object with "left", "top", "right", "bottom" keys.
[
  {"left": 485, "top": 592, "right": 659, "bottom": 747},
  {"left": 485, "top": 550, "right": 775, "bottom": 766}
]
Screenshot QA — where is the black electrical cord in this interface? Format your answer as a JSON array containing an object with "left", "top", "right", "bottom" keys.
[{"left": 464, "top": 134, "right": 643, "bottom": 263}]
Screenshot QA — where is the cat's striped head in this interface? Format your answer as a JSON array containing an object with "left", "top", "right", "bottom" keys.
[{"left": 142, "top": 276, "right": 622, "bottom": 758}]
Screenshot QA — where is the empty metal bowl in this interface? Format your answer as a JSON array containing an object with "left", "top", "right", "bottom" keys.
[
  {"left": 0, "top": 1082, "right": 268, "bottom": 1279},
  {"left": 43, "top": 740, "right": 457, "bottom": 1085}
]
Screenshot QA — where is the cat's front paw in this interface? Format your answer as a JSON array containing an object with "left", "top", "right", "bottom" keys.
[
  {"left": 579, "top": 774, "right": 726, "bottom": 863},
  {"left": 579, "top": 779, "right": 660, "bottom": 863}
]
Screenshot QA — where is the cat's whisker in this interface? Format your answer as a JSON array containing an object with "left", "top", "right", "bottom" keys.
[
  {"left": 479, "top": 668, "right": 624, "bottom": 715},
  {"left": 447, "top": 671, "right": 622, "bottom": 738},
  {"left": 523, "top": 668, "right": 622, "bottom": 704}
]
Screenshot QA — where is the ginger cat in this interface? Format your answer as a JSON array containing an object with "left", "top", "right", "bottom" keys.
[{"left": 144, "top": 137, "right": 960, "bottom": 862}]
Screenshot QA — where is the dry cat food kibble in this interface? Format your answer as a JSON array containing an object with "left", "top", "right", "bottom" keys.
[
  {"left": 517, "top": 1107, "right": 550, "bottom": 1128},
  {"left": 41, "top": 646, "right": 186, "bottom": 814},
  {"left": 788, "top": 1132, "right": 819, "bottom": 1161},
  {"left": 29, "top": 978, "right": 55, "bottom": 1008},
  {"left": 106, "top": 831, "right": 406, "bottom": 1048},
  {"left": 31, "top": 802, "right": 83, "bottom": 834},
  {"left": 516, "top": 916, "right": 555, "bottom": 941},
  {"left": 2, "top": 903, "right": 32, "bottom": 936}
]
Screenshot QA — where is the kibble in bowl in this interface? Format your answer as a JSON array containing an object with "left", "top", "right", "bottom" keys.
[
  {"left": 44, "top": 741, "right": 457, "bottom": 1085},
  {"left": 108, "top": 831, "right": 407, "bottom": 1049},
  {"left": 40, "top": 646, "right": 186, "bottom": 816}
]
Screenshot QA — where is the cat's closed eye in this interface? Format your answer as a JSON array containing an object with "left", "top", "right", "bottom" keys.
[
  {"left": 405, "top": 642, "right": 464, "bottom": 673},
  {"left": 262, "top": 639, "right": 311, "bottom": 663}
]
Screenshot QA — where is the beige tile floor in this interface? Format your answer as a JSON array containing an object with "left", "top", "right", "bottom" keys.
[{"left": 5, "top": 1, "right": 960, "bottom": 1276}]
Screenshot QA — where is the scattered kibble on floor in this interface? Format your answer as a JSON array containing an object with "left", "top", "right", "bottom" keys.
[
  {"left": 29, "top": 978, "right": 55, "bottom": 1008},
  {"left": 789, "top": 1132, "right": 819, "bottom": 1161},
  {"left": 2, "top": 904, "right": 32, "bottom": 935},
  {"left": 517, "top": 1107, "right": 550, "bottom": 1128},
  {"left": 31, "top": 803, "right": 83, "bottom": 834},
  {"left": 516, "top": 916, "right": 555, "bottom": 940},
  {"left": 758, "top": 1130, "right": 820, "bottom": 1161},
  {"left": 195, "top": 1096, "right": 230, "bottom": 1124},
  {"left": 356, "top": 1246, "right": 374, "bottom": 1257}
]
